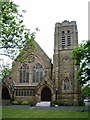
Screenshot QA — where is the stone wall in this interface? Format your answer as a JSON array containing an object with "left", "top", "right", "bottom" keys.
[{"left": 53, "top": 20, "right": 80, "bottom": 105}]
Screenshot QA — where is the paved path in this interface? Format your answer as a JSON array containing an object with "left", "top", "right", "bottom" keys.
[{"left": 1, "top": 105, "right": 90, "bottom": 111}]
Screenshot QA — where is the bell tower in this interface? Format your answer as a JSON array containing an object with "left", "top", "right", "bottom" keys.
[{"left": 53, "top": 20, "right": 80, "bottom": 105}]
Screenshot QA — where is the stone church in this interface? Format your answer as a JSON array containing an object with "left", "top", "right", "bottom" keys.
[{"left": 2, "top": 20, "right": 80, "bottom": 105}]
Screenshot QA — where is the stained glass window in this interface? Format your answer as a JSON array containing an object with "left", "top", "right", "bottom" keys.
[
  {"left": 32, "top": 63, "right": 43, "bottom": 83},
  {"left": 20, "top": 64, "right": 29, "bottom": 83}
]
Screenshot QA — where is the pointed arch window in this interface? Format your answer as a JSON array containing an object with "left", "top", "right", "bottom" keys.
[
  {"left": 67, "top": 30, "right": 71, "bottom": 46},
  {"left": 20, "top": 64, "right": 29, "bottom": 83},
  {"left": 33, "top": 63, "right": 43, "bottom": 83},
  {"left": 61, "top": 31, "right": 65, "bottom": 48},
  {"left": 64, "top": 79, "right": 70, "bottom": 90}
]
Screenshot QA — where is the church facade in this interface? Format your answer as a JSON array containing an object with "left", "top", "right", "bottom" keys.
[{"left": 2, "top": 20, "right": 80, "bottom": 105}]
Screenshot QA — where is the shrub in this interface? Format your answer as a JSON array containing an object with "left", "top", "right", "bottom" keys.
[
  {"left": 21, "top": 101, "right": 29, "bottom": 105},
  {"left": 64, "top": 101, "right": 70, "bottom": 106},
  {"left": 29, "top": 101, "right": 36, "bottom": 106},
  {"left": 11, "top": 101, "right": 19, "bottom": 105},
  {"left": 50, "top": 101, "right": 53, "bottom": 106},
  {"left": 53, "top": 101, "right": 73, "bottom": 106},
  {"left": 79, "top": 100, "right": 85, "bottom": 106},
  {"left": 18, "top": 101, "right": 23, "bottom": 105},
  {"left": 53, "top": 101, "right": 64, "bottom": 106}
]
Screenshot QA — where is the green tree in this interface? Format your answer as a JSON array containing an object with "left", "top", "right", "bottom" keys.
[
  {"left": 0, "top": 64, "right": 12, "bottom": 81},
  {"left": 81, "top": 85, "right": 90, "bottom": 98},
  {"left": 72, "top": 40, "right": 90, "bottom": 86},
  {"left": 0, "top": 0, "right": 38, "bottom": 60}
]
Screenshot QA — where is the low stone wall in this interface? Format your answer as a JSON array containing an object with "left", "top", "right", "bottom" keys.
[{"left": 14, "top": 96, "right": 36, "bottom": 102}]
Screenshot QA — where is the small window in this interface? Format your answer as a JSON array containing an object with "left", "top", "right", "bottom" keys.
[
  {"left": 30, "top": 91, "right": 32, "bottom": 96},
  {"left": 16, "top": 91, "right": 18, "bottom": 96},
  {"left": 61, "top": 31, "right": 65, "bottom": 48},
  {"left": 27, "top": 91, "right": 29, "bottom": 96},
  {"left": 24, "top": 91, "right": 27, "bottom": 96},
  {"left": 64, "top": 79, "right": 70, "bottom": 90},
  {"left": 21, "top": 91, "right": 23, "bottom": 96},
  {"left": 67, "top": 30, "right": 71, "bottom": 46},
  {"left": 33, "top": 91, "right": 35, "bottom": 96},
  {"left": 16, "top": 91, "right": 20, "bottom": 96}
]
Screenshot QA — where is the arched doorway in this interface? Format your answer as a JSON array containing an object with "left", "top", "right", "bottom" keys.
[
  {"left": 41, "top": 87, "right": 51, "bottom": 101},
  {"left": 2, "top": 87, "right": 11, "bottom": 99}
]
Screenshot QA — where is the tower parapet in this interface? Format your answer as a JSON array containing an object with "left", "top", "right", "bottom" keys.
[
  {"left": 55, "top": 20, "right": 76, "bottom": 27},
  {"left": 54, "top": 20, "right": 78, "bottom": 51}
]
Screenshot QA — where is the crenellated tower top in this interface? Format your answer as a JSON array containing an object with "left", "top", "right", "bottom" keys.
[{"left": 54, "top": 20, "right": 78, "bottom": 51}]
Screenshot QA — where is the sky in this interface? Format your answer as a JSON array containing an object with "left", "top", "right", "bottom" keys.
[
  {"left": 13, "top": 0, "right": 89, "bottom": 59},
  {"left": 0, "top": 0, "right": 89, "bottom": 65}
]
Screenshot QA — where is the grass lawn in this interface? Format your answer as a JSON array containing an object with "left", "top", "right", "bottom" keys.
[
  {"left": 0, "top": 107, "right": 2, "bottom": 119},
  {"left": 2, "top": 107, "right": 90, "bottom": 118}
]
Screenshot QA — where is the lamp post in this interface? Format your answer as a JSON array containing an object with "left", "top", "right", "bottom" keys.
[{"left": 56, "top": 88, "right": 58, "bottom": 101}]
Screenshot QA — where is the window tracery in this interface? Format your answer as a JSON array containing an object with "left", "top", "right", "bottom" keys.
[
  {"left": 20, "top": 64, "right": 29, "bottom": 83},
  {"left": 61, "top": 31, "right": 65, "bottom": 49},
  {"left": 67, "top": 30, "right": 71, "bottom": 46},
  {"left": 32, "top": 63, "right": 43, "bottom": 83}
]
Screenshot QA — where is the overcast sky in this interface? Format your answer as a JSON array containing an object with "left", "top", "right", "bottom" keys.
[
  {"left": 13, "top": 0, "right": 89, "bottom": 59},
  {"left": 0, "top": 0, "right": 89, "bottom": 65}
]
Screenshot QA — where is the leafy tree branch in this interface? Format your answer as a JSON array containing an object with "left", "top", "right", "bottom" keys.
[
  {"left": 0, "top": 0, "right": 39, "bottom": 60},
  {"left": 72, "top": 40, "right": 90, "bottom": 86}
]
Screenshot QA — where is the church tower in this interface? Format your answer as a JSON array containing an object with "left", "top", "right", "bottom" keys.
[{"left": 53, "top": 20, "right": 80, "bottom": 105}]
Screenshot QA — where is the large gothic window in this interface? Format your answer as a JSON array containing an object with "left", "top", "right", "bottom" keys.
[
  {"left": 61, "top": 31, "right": 65, "bottom": 48},
  {"left": 64, "top": 79, "right": 70, "bottom": 90},
  {"left": 33, "top": 63, "right": 43, "bottom": 83},
  {"left": 20, "top": 64, "right": 29, "bottom": 83},
  {"left": 67, "top": 30, "right": 71, "bottom": 46}
]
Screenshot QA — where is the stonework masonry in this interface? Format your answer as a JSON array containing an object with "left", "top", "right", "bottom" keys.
[{"left": 2, "top": 20, "right": 80, "bottom": 105}]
